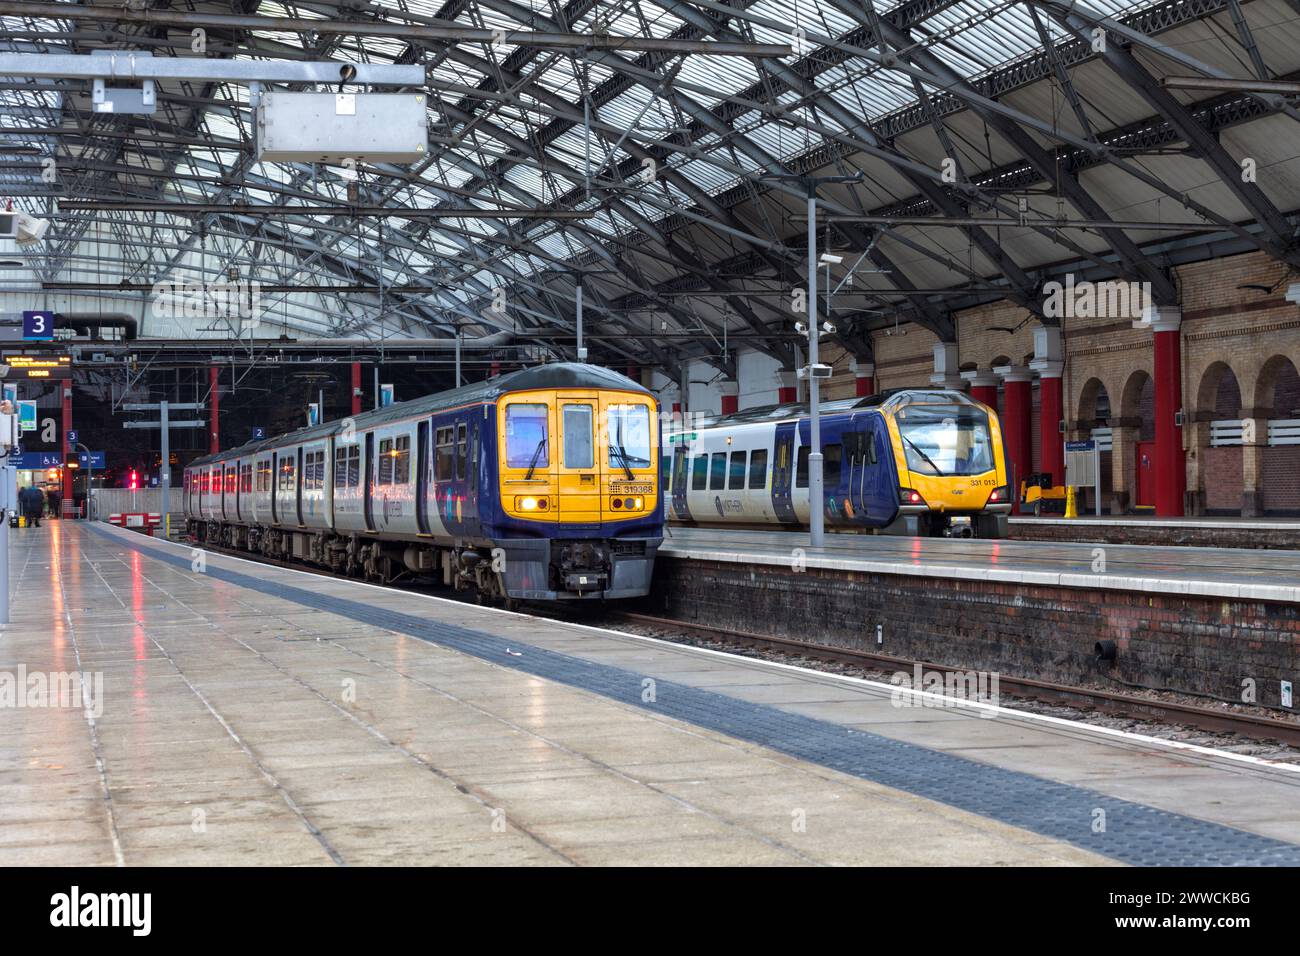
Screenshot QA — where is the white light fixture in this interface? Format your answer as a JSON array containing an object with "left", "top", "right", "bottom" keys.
[
  {"left": 818, "top": 252, "right": 843, "bottom": 265},
  {"left": 14, "top": 212, "right": 49, "bottom": 247}
]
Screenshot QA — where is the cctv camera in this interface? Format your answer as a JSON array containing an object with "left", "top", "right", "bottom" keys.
[
  {"left": 794, "top": 321, "right": 807, "bottom": 334},
  {"left": 821, "top": 321, "right": 836, "bottom": 334}
]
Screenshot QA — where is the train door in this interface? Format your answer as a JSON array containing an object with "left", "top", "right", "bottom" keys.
[
  {"left": 557, "top": 395, "right": 600, "bottom": 524},
  {"left": 295, "top": 447, "right": 304, "bottom": 525},
  {"left": 1135, "top": 440, "right": 1155, "bottom": 508},
  {"left": 771, "top": 422, "right": 797, "bottom": 523},
  {"left": 845, "top": 415, "right": 896, "bottom": 524},
  {"left": 363, "top": 432, "right": 376, "bottom": 531},
  {"left": 270, "top": 453, "right": 278, "bottom": 523},
  {"left": 671, "top": 444, "right": 690, "bottom": 519},
  {"left": 416, "top": 420, "right": 431, "bottom": 534}
]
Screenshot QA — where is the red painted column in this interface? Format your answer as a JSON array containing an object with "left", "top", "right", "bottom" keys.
[
  {"left": 351, "top": 362, "right": 363, "bottom": 416},
  {"left": 1037, "top": 369, "right": 1065, "bottom": 488},
  {"left": 997, "top": 367, "right": 1033, "bottom": 514},
  {"left": 851, "top": 359, "right": 875, "bottom": 397},
  {"left": 777, "top": 370, "right": 797, "bottom": 404},
  {"left": 209, "top": 365, "right": 220, "bottom": 454},
  {"left": 1151, "top": 309, "right": 1186, "bottom": 516},
  {"left": 62, "top": 383, "right": 72, "bottom": 504},
  {"left": 962, "top": 370, "right": 999, "bottom": 409},
  {"left": 720, "top": 381, "right": 739, "bottom": 415}
]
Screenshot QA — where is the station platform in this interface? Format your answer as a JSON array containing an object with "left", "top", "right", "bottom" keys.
[
  {"left": 4, "top": 522, "right": 1300, "bottom": 866},
  {"left": 660, "top": 526, "right": 1300, "bottom": 603},
  {"left": 1008, "top": 514, "right": 1300, "bottom": 550}
]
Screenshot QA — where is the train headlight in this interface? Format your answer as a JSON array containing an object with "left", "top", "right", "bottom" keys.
[{"left": 516, "top": 496, "right": 549, "bottom": 512}]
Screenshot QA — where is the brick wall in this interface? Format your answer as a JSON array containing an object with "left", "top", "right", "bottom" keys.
[
  {"left": 1201, "top": 447, "right": 1244, "bottom": 512},
  {"left": 1263, "top": 447, "right": 1300, "bottom": 513},
  {"left": 649, "top": 557, "right": 1300, "bottom": 711}
]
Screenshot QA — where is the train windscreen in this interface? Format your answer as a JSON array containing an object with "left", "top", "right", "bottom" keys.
[
  {"left": 896, "top": 404, "right": 995, "bottom": 476},
  {"left": 607, "top": 405, "right": 652, "bottom": 467}
]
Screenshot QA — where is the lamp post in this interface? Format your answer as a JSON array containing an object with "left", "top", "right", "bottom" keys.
[{"left": 762, "top": 172, "right": 862, "bottom": 549}]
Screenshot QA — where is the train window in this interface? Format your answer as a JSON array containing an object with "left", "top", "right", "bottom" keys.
[
  {"left": 240, "top": 464, "right": 252, "bottom": 494},
  {"left": 824, "top": 444, "right": 842, "bottom": 487},
  {"left": 435, "top": 426, "right": 454, "bottom": 481},
  {"left": 661, "top": 455, "right": 672, "bottom": 493},
  {"left": 795, "top": 446, "right": 809, "bottom": 488},
  {"left": 334, "top": 446, "right": 348, "bottom": 488},
  {"left": 869, "top": 436, "right": 877, "bottom": 465},
  {"left": 505, "top": 404, "right": 548, "bottom": 469},
  {"left": 278, "top": 457, "right": 295, "bottom": 493},
  {"left": 348, "top": 446, "right": 360, "bottom": 487},
  {"left": 258, "top": 459, "right": 272, "bottom": 493},
  {"left": 455, "top": 423, "right": 467, "bottom": 480},
  {"left": 691, "top": 456, "right": 708, "bottom": 491},
  {"left": 608, "top": 405, "right": 652, "bottom": 468},
  {"left": 709, "top": 452, "right": 726, "bottom": 491},
  {"left": 562, "top": 405, "right": 594, "bottom": 469},
  {"left": 748, "top": 449, "right": 768, "bottom": 490},
  {"left": 225, "top": 467, "right": 236, "bottom": 494},
  {"left": 378, "top": 438, "right": 394, "bottom": 485},
  {"left": 728, "top": 451, "right": 747, "bottom": 490},
  {"left": 395, "top": 435, "right": 411, "bottom": 484}
]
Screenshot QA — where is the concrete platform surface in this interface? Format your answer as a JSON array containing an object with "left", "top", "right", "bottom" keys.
[
  {"left": 1, "top": 521, "right": 1298, "bottom": 866},
  {"left": 661, "top": 526, "right": 1300, "bottom": 602}
]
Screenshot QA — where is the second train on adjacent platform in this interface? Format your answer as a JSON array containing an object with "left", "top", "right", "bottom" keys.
[
  {"left": 183, "top": 363, "right": 663, "bottom": 602},
  {"left": 664, "top": 388, "right": 1011, "bottom": 538}
]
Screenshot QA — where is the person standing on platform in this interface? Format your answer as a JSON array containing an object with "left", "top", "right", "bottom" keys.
[
  {"left": 20, "top": 486, "right": 42, "bottom": 527},
  {"left": 46, "top": 487, "right": 61, "bottom": 520}
]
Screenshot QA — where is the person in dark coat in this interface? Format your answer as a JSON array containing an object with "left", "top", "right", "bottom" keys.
[
  {"left": 20, "top": 486, "right": 42, "bottom": 527},
  {"left": 46, "top": 488, "right": 61, "bottom": 520}
]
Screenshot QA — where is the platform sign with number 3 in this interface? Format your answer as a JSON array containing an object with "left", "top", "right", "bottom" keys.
[{"left": 21, "top": 311, "right": 54, "bottom": 341}]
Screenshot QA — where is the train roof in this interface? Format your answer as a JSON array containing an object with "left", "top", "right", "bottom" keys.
[
  {"left": 674, "top": 388, "right": 977, "bottom": 430},
  {"left": 187, "top": 362, "right": 649, "bottom": 468}
]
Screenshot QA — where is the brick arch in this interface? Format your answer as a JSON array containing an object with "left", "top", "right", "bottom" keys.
[
  {"left": 1250, "top": 354, "right": 1300, "bottom": 416},
  {"left": 1077, "top": 377, "right": 1111, "bottom": 426},
  {"left": 1120, "top": 368, "right": 1154, "bottom": 434},
  {"left": 1195, "top": 361, "right": 1243, "bottom": 418}
]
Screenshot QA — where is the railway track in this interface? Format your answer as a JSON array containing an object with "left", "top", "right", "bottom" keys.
[
  {"left": 601, "top": 611, "right": 1300, "bottom": 751},
  {"left": 180, "top": 533, "right": 1300, "bottom": 750}
]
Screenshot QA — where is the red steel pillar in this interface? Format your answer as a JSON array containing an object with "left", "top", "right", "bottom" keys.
[
  {"left": 208, "top": 365, "right": 220, "bottom": 454},
  {"left": 1030, "top": 326, "right": 1065, "bottom": 488},
  {"left": 962, "top": 369, "right": 999, "bottom": 409},
  {"left": 1150, "top": 308, "right": 1186, "bottom": 516},
  {"left": 351, "top": 362, "right": 363, "bottom": 416},
  {"left": 720, "top": 380, "right": 739, "bottom": 415},
  {"left": 1037, "top": 368, "right": 1065, "bottom": 488},
  {"left": 62, "top": 383, "right": 72, "bottom": 503},
  {"left": 996, "top": 365, "right": 1034, "bottom": 514},
  {"left": 851, "top": 358, "right": 875, "bottom": 397},
  {"left": 777, "top": 369, "right": 797, "bottom": 405}
]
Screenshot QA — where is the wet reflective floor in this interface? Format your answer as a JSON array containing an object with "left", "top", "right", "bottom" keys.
[{"left": 1, "top": 522, "right": 1296, "bottom": 866}]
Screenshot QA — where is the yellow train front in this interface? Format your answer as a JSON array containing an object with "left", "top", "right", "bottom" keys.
[{"left": 874, "top": 389, "right": 1011, "bottom": 538}]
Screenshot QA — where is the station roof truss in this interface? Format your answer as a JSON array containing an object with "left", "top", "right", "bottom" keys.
[{"left": 3, "top": 0, "right": 1300, "bottom": 378}]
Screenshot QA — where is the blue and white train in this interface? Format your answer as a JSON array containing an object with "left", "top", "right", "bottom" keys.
[
  {"left": 663, "top": 388, "right": 1011, "bottom": 538},
  {"left": 183, "top": 363, "right": 664, "bottom": 602}
]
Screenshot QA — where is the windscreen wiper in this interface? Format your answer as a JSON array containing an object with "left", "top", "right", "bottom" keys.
[
  {"left": 524, "top": 437, "right": 547, "bottom": 480},
  {"left": 902, "top": 435, "right": 945, "bottom": 476},
  {"left": 610, "top": 417, "right": 634, "bottom": 480}
]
